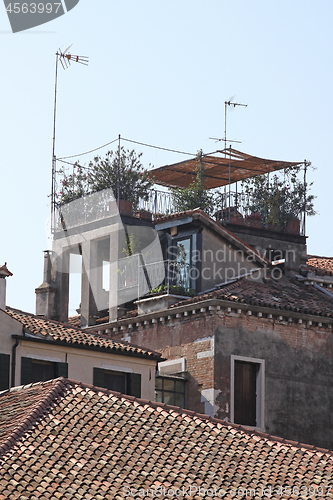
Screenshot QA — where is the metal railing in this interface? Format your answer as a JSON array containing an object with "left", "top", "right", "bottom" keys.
[
  {"left": 54, "top": 188, "right": 174, "bottom": 232},
  {"left": 117, "top": 256, "right": 192, "bottom": 296},
  {"left": 54, "top": 187, "right": 303, "bottom": 237},
  {"left": 214, "top": 191, "right": 303, "bottom": 236}
]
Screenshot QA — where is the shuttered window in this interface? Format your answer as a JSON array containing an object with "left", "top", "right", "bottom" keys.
[
  {"left": 93, "top": 368, "right": 141, "bottom": 398},
  {"left": 21, "top": 357, "right": 68, "bottom": 385},
  {"left": 0, "top": 354, "right": 10, "bottom": 391},
  {"left": 234, "top": 360, "right": 258, "bottom": 426}
]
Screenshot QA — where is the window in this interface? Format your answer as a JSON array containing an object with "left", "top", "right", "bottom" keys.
[
  {"left": 21, "top": 357, "right": 68, "bottom": 385},
  {"left": 0, "top": 353, "right": 10, "bottom": 391},
  {"left": 175, "top": 238, "right": 191, "bottom": 290},
  {"left": 104, "top": 370, "right": 126, "bottom": 393},
  {"left": 155, "top": 377, "right": 185, "bottom": 408},
  {"left": 93, "top": 368, "right": 141, "bottom": 398},
  {"left": 230, "top": 355, "right": 265, "bottom": 429}
]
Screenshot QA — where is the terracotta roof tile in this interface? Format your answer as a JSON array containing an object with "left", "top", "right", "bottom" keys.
[
  {"left": 0, "top": 378, "right": 333, "bottom": 498},
  {"left": 5, "top": 308, "right": 160, "bottom": 359},
  {"left": 170, "top": 275, "right": 333, "bottom": 318},
  {"left": 306, "top": 255, "right": 333, "bottom": 276},
  {"left": 67, "top": 314, "right": 81, "bottom": 328}
]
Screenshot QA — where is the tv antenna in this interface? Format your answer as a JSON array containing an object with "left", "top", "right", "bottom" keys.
[
  {"left": 51, "top": 45, "right": 89, "bottom": 232},
  {"left": 210, "top": 97, "right": 247, "bottom": 153},
  {"left": 224, "top": 97, "right": 247, "bottom": 152}
]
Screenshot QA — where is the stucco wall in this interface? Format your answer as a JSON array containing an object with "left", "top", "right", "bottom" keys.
[
  {"left": 13, "top": 341, "right": 156, "bottom": 400},
  {"left": 199, "top": 227, "right": 258, "bottom": 291}
]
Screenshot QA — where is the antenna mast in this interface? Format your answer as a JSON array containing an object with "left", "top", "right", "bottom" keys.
[
  {"left": 209, "top": 97, "right": 247, "bottom": 151},
  {"left": 51, "top": 45, "right": 89, "bottom": 233},
  {"left": 224, "top": 99, "right": 247, "bottom": 153}
]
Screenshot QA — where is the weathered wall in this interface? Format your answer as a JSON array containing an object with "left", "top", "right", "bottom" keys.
[
  {"left": 199, "top": 228, "right": 257, "bottom": 291},
  {"left": 213, "top": 311, "right": 333, "bottom": 448},
  {"left": 229, "top": 226, "right": 307, "bottom": 276},
  {"left": 125, "top": 314, "right": 215, "bottom": 415},
  {"left": 113, "top": 309, "right": 333, "bottom": 449}
]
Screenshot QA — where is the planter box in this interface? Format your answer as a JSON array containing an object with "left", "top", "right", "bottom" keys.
[
  {"left": 286, "top": 218, "right": 300, "bottom": 235},
  {"left": 109, "top": 200, "right": 133, "bottom": 216},
  {"left": 135, "top": 293, "right": 189, "bottom": 315},
  {"left": 136, "top": 210, "right": 152, "bottom": 221}
]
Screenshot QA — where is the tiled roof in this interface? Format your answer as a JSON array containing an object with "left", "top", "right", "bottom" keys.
[
  {"left": 5, "top": 308, "right": 160, "bottom": 359},
  {"left": 86, "top": 275, "right": 333, "bottom": 327},
  {"left": 0, "top": 378, "right": 333, "bottom": 499},
  {"left": 306, "top": 255, "right": 333, "bottom": 276},
  {"left": 170, "top": 275, "right": 333, "bottom": 318},
  {"left": 67, "top": 314, "right": 81, "bottom": 328},
  {"left": 0, "top": 380, "right": 60, "bottom": 451}
]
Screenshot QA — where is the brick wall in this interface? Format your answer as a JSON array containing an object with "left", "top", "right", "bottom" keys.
[{"left": 112, "top": 307, "right": 333, "bottom": 449}]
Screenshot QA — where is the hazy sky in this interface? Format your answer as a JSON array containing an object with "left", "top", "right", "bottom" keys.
[{"left": 1, "top": 0, "right": 332, "bottom": 314}]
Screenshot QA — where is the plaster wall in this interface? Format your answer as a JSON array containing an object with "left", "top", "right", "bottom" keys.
[
  {"left": 229, "top": 228, "right": 307, "bottom": 276},
  {"left": 13, "top": 341, "right": 155, "bottom": 399},
  {"left": 199, "top": 228, "right": 258, "bottom": 291},
  {"left": 0, "top": 310, "right": 22, "bottom": 385}
]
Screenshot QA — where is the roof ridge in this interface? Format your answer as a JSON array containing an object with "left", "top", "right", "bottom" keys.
[
  {"left": 68, "top": 379, "right": 333, "bottom": 457},
  {"left": 0, "top": 378, "right": 68, "bottom": 459}
]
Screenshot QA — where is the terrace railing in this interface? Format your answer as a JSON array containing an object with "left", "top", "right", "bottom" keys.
[
  {"left": 54, "top": 187, "right": 303, "bottom": 237},
  {"left": 117, "top": 255, "right": 192, "bottom": 296},
  {"left": 55, "top": 188, "right": 174, "bottom": 232},
  {"left": 214, "top": 191, "right": 303, "bottom": 236}
]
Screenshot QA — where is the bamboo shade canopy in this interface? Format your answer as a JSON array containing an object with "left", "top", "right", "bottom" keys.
[{"left": 148, "top": 148, "right": 303, "bottom": 189}]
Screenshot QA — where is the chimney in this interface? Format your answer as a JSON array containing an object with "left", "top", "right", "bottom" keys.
[
  {"left": 0, "top": 263, "right": 13, "bottom": 310},
  {"left": 35, "top": 250, "right": 57, "bottom": 319}
]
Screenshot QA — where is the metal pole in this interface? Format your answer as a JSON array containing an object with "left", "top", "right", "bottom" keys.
[
  {"left": 51, "top": 52, "right": 59, "bottom": 233},
  {"left": 117, "top": 134, "right": 121, "bottom": 208},
  {"left": 224, "top": 101, "right": 227, "bottom": 156},
  {"left": 235, "top": 181, "right": 238, "bottom": 214},
  {"left": 228, "top": 145, "right": 231, "bottom": 222},
  {"left": 200, "top": 151, "right": 204, "bottom": 210},
  {"left": 303, "top": 160, "right": 307, "bottom": 236}
]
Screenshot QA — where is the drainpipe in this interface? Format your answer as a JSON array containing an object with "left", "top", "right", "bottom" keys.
[
  {"left": 313, "top": 283, "right": 333, "bottom": 300},
  {"left": 11, "top": 338, "right": 19, "bottom": 388}
]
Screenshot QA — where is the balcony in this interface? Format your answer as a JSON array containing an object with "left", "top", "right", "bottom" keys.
[{"left": 117, "top": 255, "right": 193, "bottom": 297}]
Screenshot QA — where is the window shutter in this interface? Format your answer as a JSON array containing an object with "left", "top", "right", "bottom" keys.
[
  {"left": 93, "top": 367, "right": 105, "bottom": 388},
  {"left": 21, "top": 357, "right": 32, "bottom": 386},
  {"left": 234, "top": 361, "right": 257, "bottom": 426},
  {"left": 55, "top": 362, "right": 68, "bottom": 378},
  {"left": 0, "top": 354, "right": 10, "bottom": 391},
  {"left": 127, "top": 373, "right": 141, "bottom": 398}
]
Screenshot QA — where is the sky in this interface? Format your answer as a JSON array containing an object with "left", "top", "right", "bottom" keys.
[{"left": 1, "top": 0, "right": 332, "bottom": 314}]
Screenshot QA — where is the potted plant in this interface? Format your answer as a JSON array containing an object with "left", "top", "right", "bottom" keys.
[{"left": 57, "top": 148, "right": 155, "bottom": 216}]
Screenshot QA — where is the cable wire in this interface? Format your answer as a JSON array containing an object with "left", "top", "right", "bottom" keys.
[
  {"left": 121, "top": 137, "right": 195, "bottom": 157},
  {"left": 58, "top": 137, "right": 119, "bottom": 160},
  {"left": 55, "top": 158, "right": 93, "bottom": 170}
]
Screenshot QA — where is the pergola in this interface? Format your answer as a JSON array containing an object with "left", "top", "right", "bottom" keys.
[{"left": 148, "top": 148, "right": 303, "bottom": 189}]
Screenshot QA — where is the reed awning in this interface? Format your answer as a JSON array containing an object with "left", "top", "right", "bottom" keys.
[{"left": 148, "top": 148, "right": 303, "bottom": 189}]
